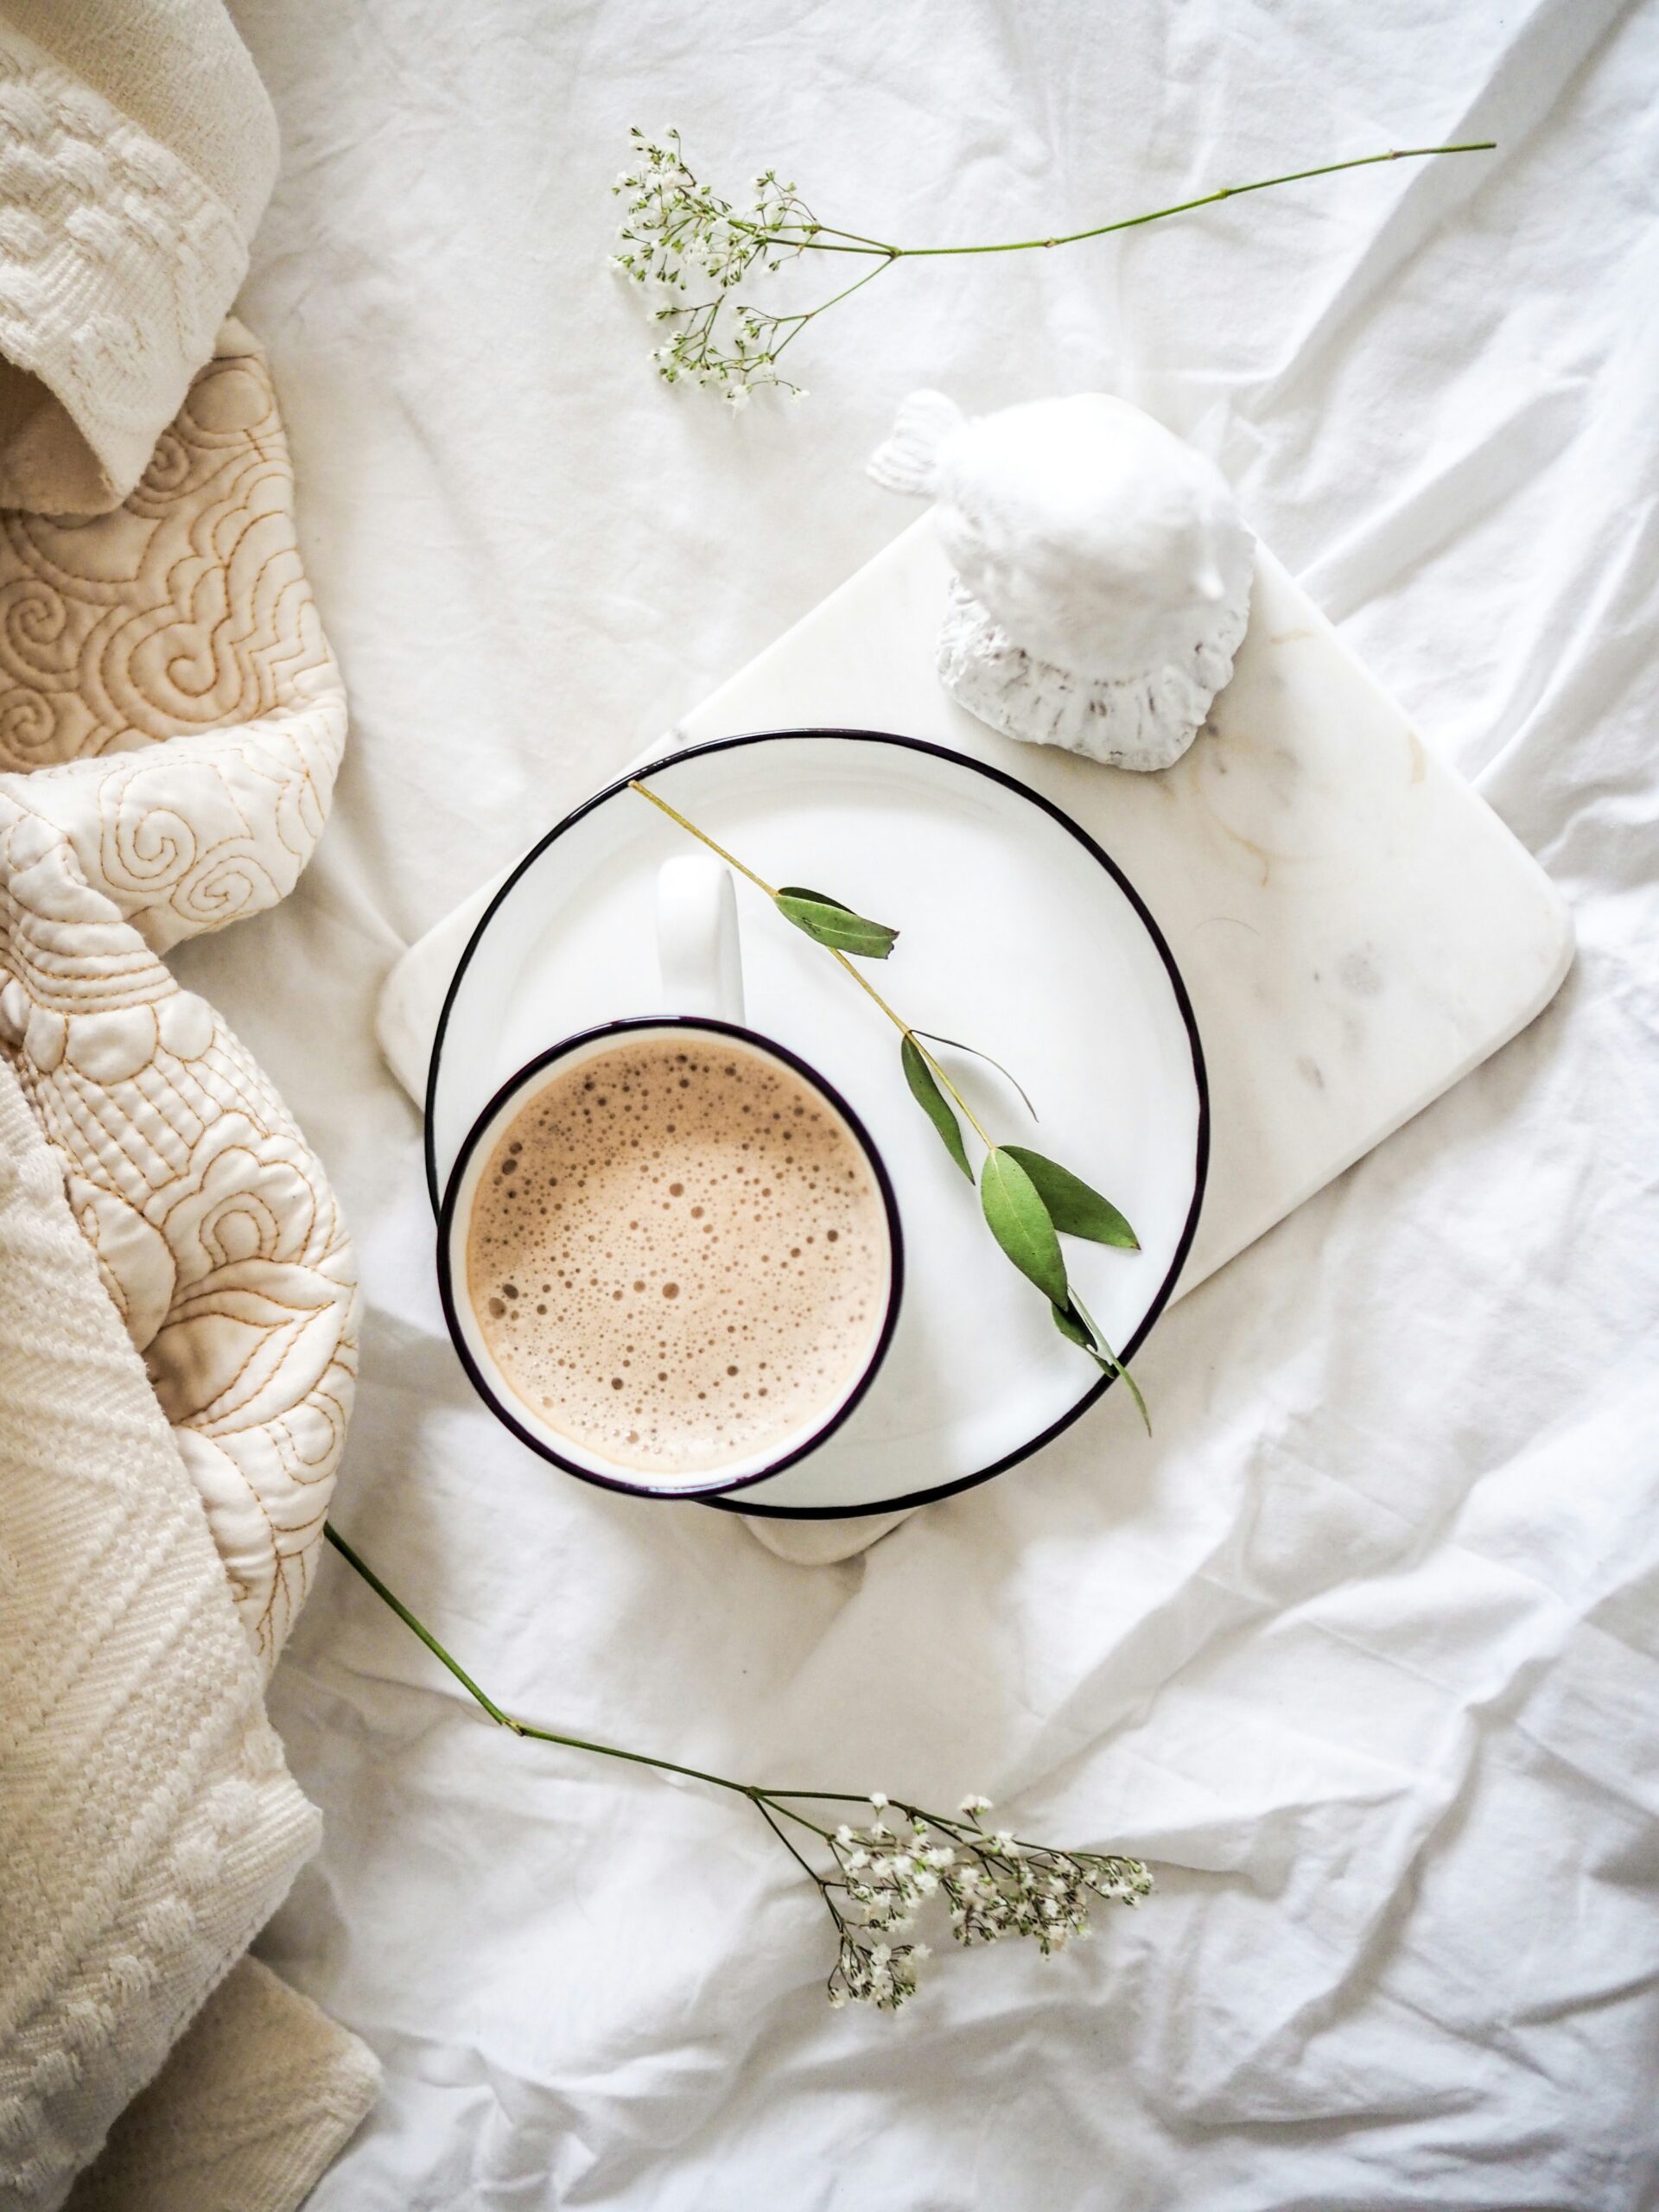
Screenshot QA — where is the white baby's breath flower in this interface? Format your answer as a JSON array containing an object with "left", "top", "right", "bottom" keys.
[{"left": 609, "top": 125, "right": 821, "bottom": 404}]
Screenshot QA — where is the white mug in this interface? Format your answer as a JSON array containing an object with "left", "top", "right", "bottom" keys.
[{"left": 435, "top": 859, "right": 904, "bottom": 1499}]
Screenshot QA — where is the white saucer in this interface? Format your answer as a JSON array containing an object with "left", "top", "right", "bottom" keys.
[{"left": 426, "top": 732, "right": 1207, "bottom": 1516}]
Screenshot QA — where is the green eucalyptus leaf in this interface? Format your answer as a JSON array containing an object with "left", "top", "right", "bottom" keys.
[
  {"left": 1053, "top": 1294, "right": 1153, "bottom": 1435},
  {"left": 1003, "top": 1146, "right": 1139, "bottom": 1250},
  {"left": 981, "top": 1149, "right": 1068, "bottom": 1306},
  {"left": 901, "top": 1034, "right": 972, "bottom": 1180},
  {"left": 776, "top": 885, "right": 855, "bottom": 912},
  {"left": 774, "top": 890, "right": 899, "bottom": 960},
  {"left": 1051, "top": 1298, "right": 1091, "bottom": 1350},
  {"left": 1092, "top": 1332, "right": 1151, "bottom": 1434}
]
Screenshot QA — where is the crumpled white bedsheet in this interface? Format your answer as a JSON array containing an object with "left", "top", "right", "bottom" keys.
[{"left": 214, "top": 1, "right": 1659, "bottom": 2202}]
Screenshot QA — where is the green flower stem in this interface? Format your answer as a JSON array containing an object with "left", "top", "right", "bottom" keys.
[
  {"left": 770, "top": 259, "right": 892, "bottom": 359},
  {"left": 888, "top": 141, "right": 1495, "bottom": 256},
  {"left": 325, "top": 1524, "right": 906, "bottom": 1833},
  {"left": 627, "top": 778, "right": 995, "bottom": 1145},
  {"left": 806, "top": 224, "right": 901, "bottom": 251},
  {"left": 754, "top": 142, "right": 1497, "bottom": 375},
  {"left": 324, "top": 1521, "right": 524, "bottom": 1732},
  {"left": 322, "top": 1528, "right": 1037, "bottom": 1847},
  {"left": 753, "top": 234, "right": 894, "bottom": 257},
  {"left": 325, "top": 1523, "right": 762, "bottom": 1802},
  {"left": 621, "top": 134, "right": 1495, "bottom": 404},
  {"left": 754, "top": 1799, "right": 842, "bottom": 1900},
  {"left": 749, "top": 142, "right": 1496, "bottom": 262}
]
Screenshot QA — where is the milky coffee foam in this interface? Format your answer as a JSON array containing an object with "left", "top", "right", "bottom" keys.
[{"left": 466, "top": 1036, "right": 888, "bottom": 1476}]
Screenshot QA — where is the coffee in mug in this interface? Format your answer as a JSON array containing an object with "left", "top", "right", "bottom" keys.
[{"left": 442, "top": 1019, "right": 900, "bottom": 1497}]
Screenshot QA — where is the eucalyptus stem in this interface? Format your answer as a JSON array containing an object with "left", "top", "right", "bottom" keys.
[
  {"left": 1067, "top": 1287, "right": 1150, "bottom": 1433},
  {"left": 821, "top": 947, "right": 995, "bottom": 1147},
  {"left": 626, "top": 778, "right": 779, "bottom": 898},
  {"left": 628, "top": 777, "right": 993, "bottom": 1144}
]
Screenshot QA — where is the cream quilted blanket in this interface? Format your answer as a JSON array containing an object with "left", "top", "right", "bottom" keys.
[{"left": 0, "top": 321, "right": 354, "bottom": 1668}]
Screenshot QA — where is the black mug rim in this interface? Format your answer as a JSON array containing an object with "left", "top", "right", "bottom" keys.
[{"left": 435, "top": 1014, "right": 906, "bottom": 1501}]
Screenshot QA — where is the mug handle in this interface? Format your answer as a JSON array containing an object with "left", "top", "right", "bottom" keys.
[{"left": 657, "top": 855, "right": 746, "bottom": 1025}]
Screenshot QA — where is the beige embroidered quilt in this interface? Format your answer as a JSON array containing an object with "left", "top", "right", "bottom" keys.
[{"left": 0, "top": 321, "right": 354, "bottom": 1669}]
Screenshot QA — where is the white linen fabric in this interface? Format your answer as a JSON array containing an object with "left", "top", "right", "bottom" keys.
[{"left": 225, "top": 1, "right": 1659, "bottom": 2203}]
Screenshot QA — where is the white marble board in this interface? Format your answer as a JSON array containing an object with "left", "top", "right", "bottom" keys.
[{"left": 381, "top": 515, "right": 1571, "bottom": 1561}]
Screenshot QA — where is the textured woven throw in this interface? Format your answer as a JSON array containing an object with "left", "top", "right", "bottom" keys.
[
  {"left": 0, "top": 1063, "right": 378, "bottom": 2210},
  {"left": 0, "top": 0, "right": 275, "bottom": 513}
]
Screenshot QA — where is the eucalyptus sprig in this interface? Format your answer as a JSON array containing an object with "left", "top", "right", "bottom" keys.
[
  {"left": 611, "top": 127, "right": 1496, "bottom": 404},
  {"left": 325, "top": 1525, "right": 1152, "bottom": 2012},
  {"left": 631, "top": 778, "right": 1149, "bottom": 1427}
]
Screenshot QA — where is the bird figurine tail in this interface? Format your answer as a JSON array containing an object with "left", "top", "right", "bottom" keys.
[{"left": 867, "top": 389, "right": 965, "bottom": 497}]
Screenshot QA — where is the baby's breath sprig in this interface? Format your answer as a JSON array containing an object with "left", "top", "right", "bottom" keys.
[
  {"left": 325, "top": 1527, "right": 1151, "bottom": 2013},
  {"left": 611, "top": 128, "right": 1497, "bottom": 404},
  {"left": 817, "top": 1792, "right": 1152, "bottom": 2010},
  {"left": 612, "top": 128, "right": 847, "bottom": 402}
]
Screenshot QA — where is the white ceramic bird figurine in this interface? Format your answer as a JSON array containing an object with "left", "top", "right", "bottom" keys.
[{"left": 869, "top": 390, "right": 1254, "bottom": 771}]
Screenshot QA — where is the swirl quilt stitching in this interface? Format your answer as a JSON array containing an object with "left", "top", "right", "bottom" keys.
[{"left": 0, "top": 327, "right": 355, "bottom": 1670}]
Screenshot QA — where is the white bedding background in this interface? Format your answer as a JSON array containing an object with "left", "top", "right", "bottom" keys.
[{"left": 200, "top": 3, "right": 1659, "bottom": 2203}]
